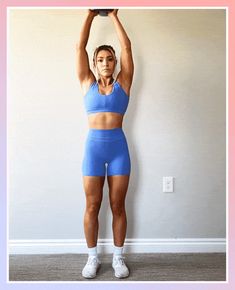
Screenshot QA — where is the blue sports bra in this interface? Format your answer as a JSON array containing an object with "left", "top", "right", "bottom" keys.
[{"left": 84, "top": 81, "right": 129, "bottom": 115}]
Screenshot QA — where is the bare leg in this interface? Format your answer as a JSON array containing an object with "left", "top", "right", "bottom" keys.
[
  {"left": 107, "top": 175, "right": 130, "bottom": 247},
  {"left": 83, "top": 176, "right": 105, "bottom": 248}
]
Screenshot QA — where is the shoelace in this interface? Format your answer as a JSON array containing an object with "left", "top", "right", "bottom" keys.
[
  {"left": 114, "top": 256, "right": 126, "bottom": 266},
  {"left": 87, "top": 257, "right": 99, "bottom": 266}
]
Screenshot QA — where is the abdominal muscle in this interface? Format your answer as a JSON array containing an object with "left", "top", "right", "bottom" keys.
[{"left": 88, "top": 112, "right": 123, "bottom": 129}]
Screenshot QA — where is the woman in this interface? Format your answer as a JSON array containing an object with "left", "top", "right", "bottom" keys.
[{"left": 76, "top": 9, "right": 134, "bottom": 279}]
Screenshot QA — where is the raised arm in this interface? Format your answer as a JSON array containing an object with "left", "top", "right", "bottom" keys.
[
  {"left": 76, "top": 10, "right": 97, "bottom": 92},
  {"left": 108, "top": 10, "right": 134, "bottom": 95}
]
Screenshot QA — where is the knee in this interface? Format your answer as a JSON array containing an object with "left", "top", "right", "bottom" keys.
[
  {"left": 110, "top": 202, "right": 125, "bottom": 217},
  {"left": 86, "top": 202, "right": 101, "bottom": 217}
]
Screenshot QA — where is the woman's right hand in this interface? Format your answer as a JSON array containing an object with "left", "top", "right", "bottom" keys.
[{"left": 88, "top": 9, "right": 98, "bottom": 17}]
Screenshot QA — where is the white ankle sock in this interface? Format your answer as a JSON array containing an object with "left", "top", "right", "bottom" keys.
[
  {"left": 113, "top": 245, "right": 124, "bottom": 257},
  {"left": 88, "top": 246, "right": 98, "bottom": 257}
]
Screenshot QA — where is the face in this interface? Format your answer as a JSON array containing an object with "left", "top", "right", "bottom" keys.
[{"left": 95, "top": 50, "right": 116, "bottom": 78}]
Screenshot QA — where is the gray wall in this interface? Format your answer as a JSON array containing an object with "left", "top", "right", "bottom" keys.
[{"left": 8, "top": 9, "right": 226, "bottom": 240}]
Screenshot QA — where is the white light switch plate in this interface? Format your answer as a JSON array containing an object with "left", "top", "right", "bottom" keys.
[{"left": 163, "top": 176, "right": 174, "bottom": 192}]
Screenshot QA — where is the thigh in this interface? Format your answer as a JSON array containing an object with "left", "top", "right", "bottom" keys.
[
  {"left": 83, "top": 176, "right": 105, "bottom": 205},
  {"left": 82, "top": 138, "right": 106, "bottom": 177},
  {"left": 107, "top": 138, "right": 131, "bottom": 176},
  {"left": 107, "top": 175, "right": 130, "bottom": 206}
]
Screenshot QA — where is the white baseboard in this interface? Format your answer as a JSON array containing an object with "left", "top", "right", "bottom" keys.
[{"left": 9, "top": 238, "right": 226, "bottom": 255}]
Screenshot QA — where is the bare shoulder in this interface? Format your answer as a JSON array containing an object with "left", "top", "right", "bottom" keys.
[
  {"left": 81, "top": 74, "right": 96, "bottom": 96},
  {"left": 116, "top": 75, "right": 132, "bottom": 97}
]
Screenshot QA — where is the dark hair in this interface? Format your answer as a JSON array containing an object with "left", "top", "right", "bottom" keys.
[{"left": 93, "top": 45, "right": 116, "bottom": 66}]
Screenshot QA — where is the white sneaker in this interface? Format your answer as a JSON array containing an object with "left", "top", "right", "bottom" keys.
[
  {"left": 112, "top": 256, "right": 129, "bottom": 278},
  {"left": 82, "top": 256, "right": 101, "bottom": 279}
]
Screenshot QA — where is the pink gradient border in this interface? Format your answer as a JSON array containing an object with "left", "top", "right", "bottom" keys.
[{"left": 0, "top": 0, "right": 234, "bottom": 289}]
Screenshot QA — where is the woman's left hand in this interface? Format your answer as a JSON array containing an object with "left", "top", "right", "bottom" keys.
[{"left": 108, "top": 9, "right": 118, "bottom": 17}]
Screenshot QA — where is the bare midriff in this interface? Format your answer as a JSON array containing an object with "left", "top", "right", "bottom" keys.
[{"left": 88, "top": 112, "right": 123, "bottom": 129}]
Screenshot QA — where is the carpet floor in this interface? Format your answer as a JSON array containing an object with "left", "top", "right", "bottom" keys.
[{"left": 9, "top": 253, "right": 226, "bottom": 281}]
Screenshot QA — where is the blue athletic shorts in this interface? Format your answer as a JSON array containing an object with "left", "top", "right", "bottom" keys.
[{"left": 82, "top": 128, "right": 131, "bottom": 176}]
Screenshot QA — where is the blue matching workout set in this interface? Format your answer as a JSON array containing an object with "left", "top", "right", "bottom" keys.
[{"left": 82, "top": 80, "right": 131, "bottom": 176}]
